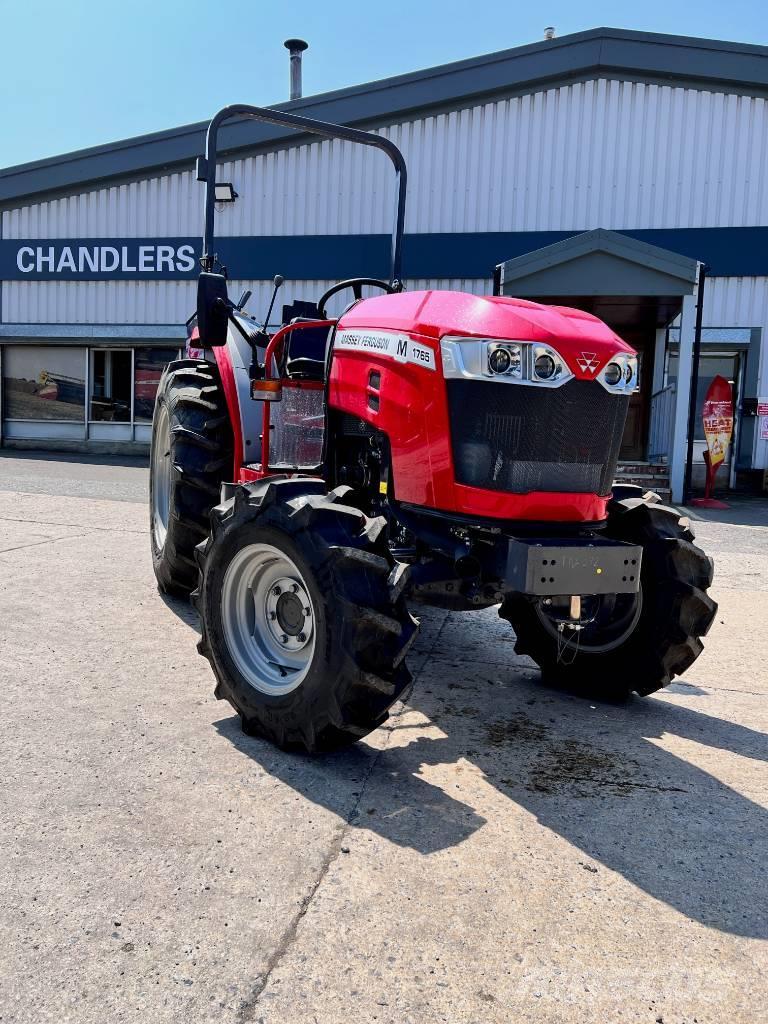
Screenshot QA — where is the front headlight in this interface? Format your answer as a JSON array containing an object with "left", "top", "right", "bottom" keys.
[
  {"left": 441, "top": 338, "right": 574, "bottom": 388},
  {"left": 604, "top": 362, "right": 623, "bottom": 386},
  {"left": 488, "top": 343, "right": 522, "bottom": 377},
  {"left": 597, "top": 353, "right": 638, "bottom": 394},
  {"left": 532, "top": 345, "right": 568, "bottom": 382}
]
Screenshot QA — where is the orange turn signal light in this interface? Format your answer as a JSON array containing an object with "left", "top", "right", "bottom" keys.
[{"left": 251, "top": 379, "right": 282, "bottom": 402}]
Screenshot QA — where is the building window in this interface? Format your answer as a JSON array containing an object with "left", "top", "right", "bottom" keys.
[
  {"left": 2, "top": 342, "right": 183, "bottom": 443},
  {"left": 134, "top": 347, "right": 181, "bottom": 423},
  {"left": 2, "top": 346, "right": 86, "bottom": 422},
  {"left": 89, "top": 349, "right": 132, "bottom": 422}
]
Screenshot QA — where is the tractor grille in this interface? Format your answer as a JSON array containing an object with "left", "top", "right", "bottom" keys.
[{"left": 447, "top": 379, "right": 630, "bottom": 496}]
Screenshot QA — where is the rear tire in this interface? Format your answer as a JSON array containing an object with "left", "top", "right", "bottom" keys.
[
  {"left": 500, "top": 497, "right": 717, "bottom": 697},
  {"left": 150, "top": 359, "right": 233, "bottom": 596},
  {"left": 194, "top": 478, "right": 419, "bottom": 752}
]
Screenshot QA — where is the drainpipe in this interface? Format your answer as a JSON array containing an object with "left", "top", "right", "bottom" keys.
[
  {"left": 284, "top": 39, "right": 308, "bottom": 101},
  {"left": 683, "top": 263, "right": 708, "bottom": 503}
]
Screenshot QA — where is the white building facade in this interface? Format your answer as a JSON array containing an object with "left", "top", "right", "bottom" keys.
[{"left": 1, "top": 27, "right": 767, "bottom": 497}]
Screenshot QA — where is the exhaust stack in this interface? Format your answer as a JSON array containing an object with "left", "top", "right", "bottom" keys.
[{"left": 284, "top": 38, "right": 309, "bottom": 100}]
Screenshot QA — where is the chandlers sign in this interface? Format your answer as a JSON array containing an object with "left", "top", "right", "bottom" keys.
[
  {"left": 0, "top": 235, "right": 394, "bottom": 282},
  {"left": 0, "top": 238, "right": 201, "bottom": 280},
  {"left": 5, "top": 228, "right": 768, "bottom": 281}
]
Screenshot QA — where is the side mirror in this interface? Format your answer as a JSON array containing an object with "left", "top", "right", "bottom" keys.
[{"left": 197, "top": 272, "right": 230, "bottom": 347}]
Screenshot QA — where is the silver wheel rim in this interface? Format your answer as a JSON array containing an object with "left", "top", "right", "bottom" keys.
[
  {"left": 151, "top": 402, "right": 171, "bottom": 551},
  {"left": 221, "top": 543, "right": 316, "bottom": 695}
]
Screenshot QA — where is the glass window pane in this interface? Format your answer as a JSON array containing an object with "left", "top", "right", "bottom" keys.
[
  {"left": 667, "top": 353, "right": 737, "bottom": 440},
  {"left": 134, "top": 347, "right": 180, "bottom": 423},
  {"left": 90, "top": 349, "right": 132, "bottom": 422},
  {"left": 3, "top": 346, "right": 86, "bottom": 421}
]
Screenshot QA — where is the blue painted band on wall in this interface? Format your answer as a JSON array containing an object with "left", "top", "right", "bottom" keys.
[{"left": 1, "top": 227, "right": 767, "bottom": 282}]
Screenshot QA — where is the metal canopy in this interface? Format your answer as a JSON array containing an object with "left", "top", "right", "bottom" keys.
[{"left": 497, "top": 229, "right": 698, "bottom": 299}]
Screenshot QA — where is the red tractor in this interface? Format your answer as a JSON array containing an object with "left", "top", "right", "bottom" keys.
[{"left": 149, "top": 105, "right": 716, "bottom": 752}]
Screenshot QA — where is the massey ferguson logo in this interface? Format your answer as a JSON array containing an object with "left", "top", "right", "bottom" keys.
[
  {"left": 576, "top": 351, "right": 600, "bottom": 374},
  {"left": 333, "top": 329, "right": 436, "bottom": 370}
]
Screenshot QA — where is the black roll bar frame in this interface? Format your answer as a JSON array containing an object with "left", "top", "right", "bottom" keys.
[{"left": 196, "top": 104, "right": 408, "bottom": 287}]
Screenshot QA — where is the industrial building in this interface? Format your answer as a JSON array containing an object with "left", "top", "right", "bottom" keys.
[{"left": 1, "top": 26, "right": 768, "bottom": 501}]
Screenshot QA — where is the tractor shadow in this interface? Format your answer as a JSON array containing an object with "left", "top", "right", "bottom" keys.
[
  {"left": 213, "top": 607, "right": 767, "bottom": 940},
  {"left": 159, "top": 590, "right": 202, "bottom": 633}
]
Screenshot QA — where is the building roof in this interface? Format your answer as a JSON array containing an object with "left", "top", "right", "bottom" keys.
[
  {"left": 498, "top": 228, "right": 699, "bottom": 296},
  {"left": 2, "top": 26, "right": 768, "bottom": 206}
]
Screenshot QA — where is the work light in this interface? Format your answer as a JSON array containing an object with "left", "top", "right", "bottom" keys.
[{"left": 214, "top": 182, "right": 239, "bottom": 202}]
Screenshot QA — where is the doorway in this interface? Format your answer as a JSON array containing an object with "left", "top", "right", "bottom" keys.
[
  {"left": 666, "top": 348, "right": 743, "bottom": 488},
  {"left": 88, "top": 348, "right": 132, "bottom": 440}
]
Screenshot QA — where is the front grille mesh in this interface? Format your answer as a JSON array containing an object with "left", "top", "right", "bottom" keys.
[{"left": 447, "top": 379, "right": 629, "bottom": 496}]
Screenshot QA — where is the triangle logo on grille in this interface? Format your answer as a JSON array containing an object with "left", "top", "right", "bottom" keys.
[{"left": 576, "top": 351, "right": 600, "bottom": 374}]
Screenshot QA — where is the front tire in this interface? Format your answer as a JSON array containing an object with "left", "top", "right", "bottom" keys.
[
  {"left": 149, "top": 359, "right": 233, "bottom": 596},
  {"left": 500, "top": 497, "right": 717, "bottom": 697},
  {"left": 194, "top": 478, "right": 418, "bottom": 752}
]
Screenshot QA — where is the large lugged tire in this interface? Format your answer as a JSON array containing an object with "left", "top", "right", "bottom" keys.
[
  {"left": 194, "top": 478, "right": 419, "bottom": 752},
  {"left": 499, "top": 497, "right": 717, "bottom": 697},
  {"left": 150, "top": 359, "right": 233, "bottom": 596}
]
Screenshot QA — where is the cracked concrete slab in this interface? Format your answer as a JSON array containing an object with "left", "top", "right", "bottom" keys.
[{"left": 0, "top": 474, "right": 765, "bottom": 1024}]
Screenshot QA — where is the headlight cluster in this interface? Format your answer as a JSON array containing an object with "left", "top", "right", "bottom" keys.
[
  {"left": 440, "top": 337, "right": 636, "bottom": 392},
  {"left": 473, "top": 340, "right": 570, "bottom": 387},
  {"left": 597, "top": 352, "right": 638, "bottom": 394}
]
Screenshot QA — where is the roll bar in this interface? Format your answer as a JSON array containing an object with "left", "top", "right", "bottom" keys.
[{"left": 197, "top": 104, "right": 408, "bottom": 287}]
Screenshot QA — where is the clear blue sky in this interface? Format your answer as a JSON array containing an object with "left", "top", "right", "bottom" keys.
[{"left": 1, "top": 0, "right": 767, "bottom": 168}]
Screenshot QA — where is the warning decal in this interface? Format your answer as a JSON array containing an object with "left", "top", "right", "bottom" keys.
[{"left": 333, "top": 329, "right": 436, "bottom": 371}]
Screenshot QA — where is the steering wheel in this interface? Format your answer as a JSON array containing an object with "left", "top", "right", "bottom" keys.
[{"left": 317, "top": 278, "right": 397, "bottom": 319}]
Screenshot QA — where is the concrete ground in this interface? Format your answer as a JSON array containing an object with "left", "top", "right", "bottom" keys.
[{"left": 0, "top": 454, "right": 765, "bottom": 1024}]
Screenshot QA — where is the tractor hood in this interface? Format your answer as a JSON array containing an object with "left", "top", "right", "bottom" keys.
[{"left": 336, "top": 289, "right": 635, "bottom": 380}]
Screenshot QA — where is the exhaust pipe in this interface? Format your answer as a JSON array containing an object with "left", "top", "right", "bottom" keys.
[{"left": 284, "top": 38, "right": 308, "bottom": 100}]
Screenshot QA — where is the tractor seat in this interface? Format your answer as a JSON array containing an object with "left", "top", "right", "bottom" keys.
[
  {"left": 285, "top": 356, "right": 327, "bottom": 379},
  {"left": 284, "top": 323, "right": 332, "bottom": 381}
]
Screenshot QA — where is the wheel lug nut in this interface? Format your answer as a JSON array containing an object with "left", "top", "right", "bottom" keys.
[
  {"left": 280, "top": 634, "right": 288, "bottom": 643},
  {"left": 291, "top": 583, "right": 299, "bottom": 593},
  {"left": 269, "top": 611, "right": 277, "bottom": 620},
  {"left": 298, "top": 632, "right": 306, "bottom": 643},
  {"left": 273, "top": 585, "right": 281, "bottom": 596},
  {"left": 303, "top": 607, "right": 310, "bottom": 616}
]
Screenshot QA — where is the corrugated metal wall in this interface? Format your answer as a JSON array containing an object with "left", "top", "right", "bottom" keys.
[
  {"left": 0, "top": 278, "right": 488, "bottom": 324},
  {"left": 706, "top": 276, "right": 768, "bottom": 330},
  {"left": 4, "top": 79, "right": 768, "bottom": 324},
  {"left": 6, "top": 79, "right": 768, "bottom": 246}
]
